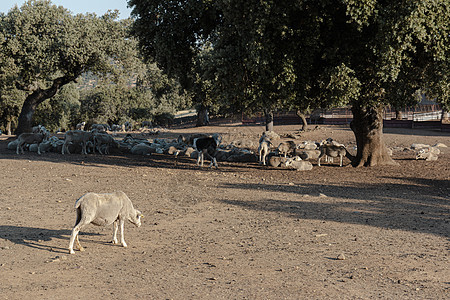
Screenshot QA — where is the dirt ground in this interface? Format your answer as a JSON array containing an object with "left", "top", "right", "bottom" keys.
[{"left": 0, "top": 123, "right": 449, "bottom": 300}]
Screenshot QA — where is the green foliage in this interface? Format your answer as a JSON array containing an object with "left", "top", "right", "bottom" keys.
[
  {"left": 130, "top": 0, "right": 449, "bottom": 119},
  {"left": 0, "top": 0, "right": 190, "bottom": 132},
  {"left": 34, "top": 83, "right": 80, "bottom": 131}
]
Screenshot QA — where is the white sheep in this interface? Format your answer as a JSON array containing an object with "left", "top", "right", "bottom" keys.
[
  {"left": 258, "top": 135, "right": 272, "bottom": 165},
  {"left": 16, "top": 130, "right": 49, "bottom": 155},
  {"left": 93, "top": 132, "right": 118, "bottom": 154},
  {"left": 76, "top": 121, "right": 86, "bottom": 131},
  {"left": 68, "top": 191, "right": 143, "bottom": 254},
  {"left": 62, "top": 130, "right": 93, "bottom": 155},
  {"left": 416, "top": 147, "right": 440, "bottom": 161},
  {"left": 284, "top": 156, "right": 313, "bottom": 171},
  {"left": 318, "top": 143, "right": 347, "bottom": 167},
  {"left": 276, "top": 141, "right": 296, "bottom": 157}
]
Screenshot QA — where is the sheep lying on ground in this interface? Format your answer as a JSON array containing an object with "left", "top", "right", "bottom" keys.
[
  {"left": 62, "top": 130, "right": 93, "bottom": 155},
  {"left": 69, "top": 191, "right": 143, "bottom": 254},
  {"left": 283, "top": 156, "right": 313, "bottom": 171},
  {"left": 416, "top": 147, "right": 440, "bottom": 161}
]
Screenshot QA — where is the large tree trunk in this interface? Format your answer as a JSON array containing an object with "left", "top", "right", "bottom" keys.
[
  {"left": 196, "top": 104, "right": 210, "bottom": 127},
  {"left": 442, "top": 107, "right": 449, "bottom": 122},
  {"left": 350, "top": 104, "right": 398, "bottom": 167},
  {"left": 395, "top": 108, "right": 403, "bottom": 120},
  {"left": 15, "top": 75, "right": 75, "bottom": 135},
  {"left": 6, "top": 120, "right": 12, "bottom": 135},
  {"left": 296, "top": 110, "right": 308, "bottom": 131},
  {"left": 264, "top": 109, "right": 274, "bottom": 132}
]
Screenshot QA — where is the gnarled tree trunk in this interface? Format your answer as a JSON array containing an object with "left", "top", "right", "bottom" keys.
[
  {"left": 264, "top": 109, "right": 274, "bottom": 132},
  {"left": 16, "top": 75, "right": 75, "bottom": 135},
  {"left": 395, "top": 108, "right": 403, "bottom": 120},
  {"left": 296, "top": 110, "right": 308, "bottom": 131},
  {"left": 196, "top": 104, "right": 210, "bottom": 127},
  {"left": 350, "top": 104, "right": 397, "bottom": 167}
]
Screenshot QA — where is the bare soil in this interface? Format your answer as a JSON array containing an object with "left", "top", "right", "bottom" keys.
[{"left": 0, "top": 124, "right": 449, "bottom": 300}]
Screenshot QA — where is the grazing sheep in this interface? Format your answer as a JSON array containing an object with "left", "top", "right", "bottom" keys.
[
  {"left": 93, "top": 132, "right": 118, "bottom": 154},
  {"left": 318, "top": 143, "right": 347, "bottom": 167},
  {"left": 62, "top": 130, "right": 93, "bottom": 155},
  {"left": 194, "top": 133, "right": 221, "bottom": 168},
  {"left": 68, "top": 191, "right": 143, "bottom": 254},
  {"left": 258, "top": 135, "right": 272, "bottom": 165},
  {"left": 276, "top": 141, "right": 296, "bottom": 157},
  {"left": 16, "top": 131, "right": 49, "bottom": 155}
]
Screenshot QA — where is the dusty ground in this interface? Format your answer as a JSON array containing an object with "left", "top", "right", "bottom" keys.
[{"left": 0, "top": 123, "right": 449, "bottom": 300}]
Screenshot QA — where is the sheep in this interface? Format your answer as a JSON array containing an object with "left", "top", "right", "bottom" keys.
[
  {"left": 124, "top": 121, "right": 132, "bottom": 132},
  {"left": 93, "top": 132, "right": 118, "bottom": 154},
  {"left": 318, "top": 143, "right": 347, "bottom": 167},
  {"left": 16, "top": 131, "right": 49, "bottom": 155},
  {"left": 111, "top": 124, "right": 124, "bottom": 134},
  {"left": 194, "top": 133, "right": 221, "bottom": 168},
  {"left": 298, "top": 149, "right": 321, "bottom": 161},
  {"left": 284, "top": 156, "right": 313, "bottom": 171},
  {"left": 76, "top": 121, "right": 86, "bottom": 131},
  {"left": 91, "top": 124, "right": 109, "bottom": 132},
  {"left": 416, "top": 151, "right": 438, "bottom": 161},
  {"left": 68, "top": 191, "right": 143, "bottom": 254},
  {"left": 62, "top": 130, "right": 93, "bottom": 155},
  {"left": 141, "top": 120, "right": 152, "bottom": 128},
  {"left": 416, "top": 147, "right": 440, "bottom": 161},
  {"left": 276, "top": 141, "right": 296, "bottom": 157},
  {"left": 31, "top": 125, "right": 45, "bottom": 133},
  {"left": 297, "top": 140, "right": 318, "bottom": 150},
  {"left": 130, "top": 143, "right": 155, "bottom": 155},
  {"left": 258, "top": 135, "right": 272, "bottom": 165}
]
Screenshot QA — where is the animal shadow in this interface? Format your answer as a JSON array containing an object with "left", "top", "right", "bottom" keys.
[{"left": 0, "top": 225, "right": 100, "bottom": 253}]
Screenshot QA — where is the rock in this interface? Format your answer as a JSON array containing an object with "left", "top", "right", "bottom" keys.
[{"left": 337, "top": 254, "right": 346, "bottom": 260}]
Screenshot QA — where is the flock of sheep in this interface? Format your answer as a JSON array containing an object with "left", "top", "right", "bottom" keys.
[
  {"left": 8, "top": 123, "right": 445, "bottom": 168},
  {"left": 5, "top": 123, "right": 447, "bottom": 254}
]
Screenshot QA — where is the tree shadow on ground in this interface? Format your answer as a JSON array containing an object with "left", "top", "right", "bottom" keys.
[
  {"left": 0, "top": 225, "right": 101, "bottom": 253},
  {"left": 218, "top": 178, "right": 450, "bottom": 238}
]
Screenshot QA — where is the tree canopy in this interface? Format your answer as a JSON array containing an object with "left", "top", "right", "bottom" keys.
[
  {"left": 0, "top": 0, "right": 189, "bottom": 133},
  {"left": 130, "top": 0, "right": 449, "bottom": 166}
]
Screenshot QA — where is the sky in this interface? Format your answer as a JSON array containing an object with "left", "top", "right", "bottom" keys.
[{"left": 0, "top": 0, "right": 132, "bottom": 19}]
